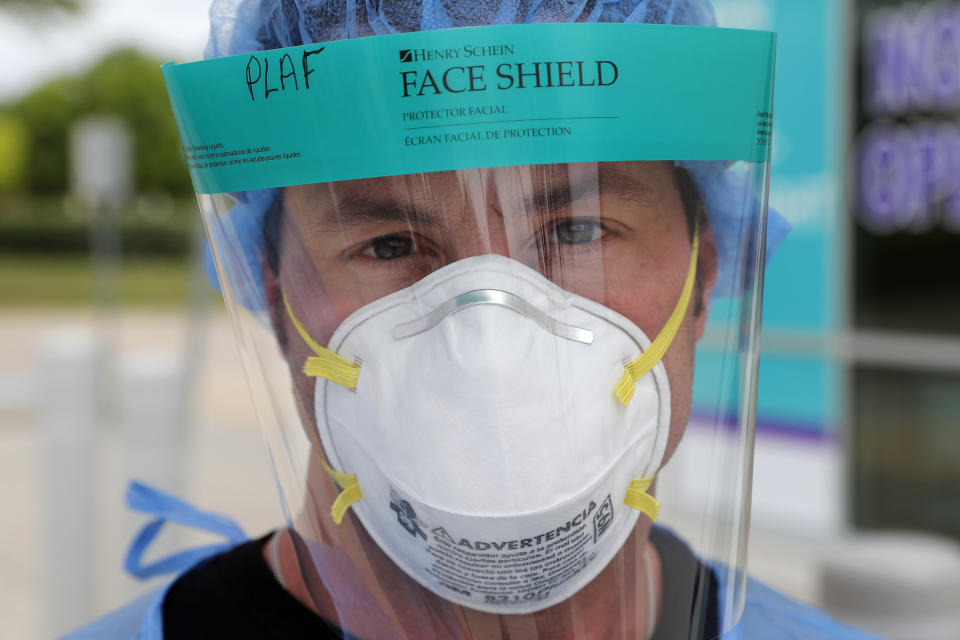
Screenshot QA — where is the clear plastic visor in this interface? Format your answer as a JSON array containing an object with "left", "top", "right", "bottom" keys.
[
  {"left": 199, "top": 157, "right": 770, "bottom": 639},
  {"left": 167, "top": 20, "right": 776, "bottom": 639}
]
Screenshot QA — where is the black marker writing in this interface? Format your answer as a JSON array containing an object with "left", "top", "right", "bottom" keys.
[
  {"left": 264, "top": 57, "right": 278, "bottom": 99},
  {"left": 246, "top": 47, "right": 326, "bottom": 102},
  {"left": 246, "top": 56, "right": 262, "bottom": 102},
  {"left": 302, "top": 47, "right": 325, "bottom": 90},
  {"left": 280, "top": 53, "right": 299, "bottom": 91}
]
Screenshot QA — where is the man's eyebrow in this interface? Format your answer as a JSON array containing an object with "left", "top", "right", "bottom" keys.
[
  {"left": 310, "top": 196, "right": 444, "bottom": 229},
  {"left": 519, "top": 166, "right": 657, "bottom": 216}
]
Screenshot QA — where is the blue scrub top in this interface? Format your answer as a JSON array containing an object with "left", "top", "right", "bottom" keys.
[{"left": 62, "top": 483, "right": 885, "bottom": 640}]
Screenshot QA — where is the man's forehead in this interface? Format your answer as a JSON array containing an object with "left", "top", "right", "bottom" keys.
[{"left": 283, "top": 161, "right": 675, "bottom": 227}]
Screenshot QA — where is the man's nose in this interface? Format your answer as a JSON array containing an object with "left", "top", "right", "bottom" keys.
[
  {"left": 440, "top": 219, "right": 513, "bottom": 263},
  {"left": 436, "top": 169, "right": 520, "bottom": 264}
]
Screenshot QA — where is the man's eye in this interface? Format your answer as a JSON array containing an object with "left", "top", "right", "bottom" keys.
[
  {"left": 549, "top": 219, "right": 604, "bottom": 245},
  {"left": 363, "top": 235, "right": 417, "bottom": 259}
]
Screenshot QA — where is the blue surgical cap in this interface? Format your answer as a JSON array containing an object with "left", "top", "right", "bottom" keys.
[{"left": 203, "top": 0, "right": 788, "bottom": 306}]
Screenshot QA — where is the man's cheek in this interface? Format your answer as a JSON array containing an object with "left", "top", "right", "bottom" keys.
[
  {"left": 281, "top": 328, "right": 315, "bottom": 417},
  {"left": 660, "top": 323, "right": 698, "bottom": 468}
]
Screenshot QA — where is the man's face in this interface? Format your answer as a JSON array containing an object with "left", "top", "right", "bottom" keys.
[{"left": 266, "top": 161, "right": 717, "bottom": 467}]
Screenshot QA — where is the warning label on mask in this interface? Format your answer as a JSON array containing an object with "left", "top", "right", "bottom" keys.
[{"left": 420, "top": 495, "right": 615, "bottom": 606}]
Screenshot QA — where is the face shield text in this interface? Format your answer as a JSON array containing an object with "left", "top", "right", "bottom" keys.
[{"left": 400, "top": 60, "right": 619, "bottom": 97}]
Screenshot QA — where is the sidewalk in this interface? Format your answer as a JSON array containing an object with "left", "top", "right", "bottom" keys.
[
  {"left": 0, "top": 308, "right": 822, "bottom": 639},
  {"left": 0, "top": 309, "right": 280, "bottom": 639}
]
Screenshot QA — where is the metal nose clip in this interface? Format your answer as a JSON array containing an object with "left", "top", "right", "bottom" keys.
[{"left": 392, "top": 289, "right": 594, "bottom": 344}]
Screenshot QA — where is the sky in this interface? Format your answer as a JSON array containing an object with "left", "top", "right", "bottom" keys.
[{"left": 0, "top": 0, "right": 209, "bottom": 101}]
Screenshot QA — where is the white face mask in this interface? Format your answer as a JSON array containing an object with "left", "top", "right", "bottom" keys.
[{"left": 283, "top": 247, "right": 698, "bottom": 614}]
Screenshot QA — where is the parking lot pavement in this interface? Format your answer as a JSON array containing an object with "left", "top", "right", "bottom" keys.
[
  {"left": 0, "top": 308, "right": 821, "bottom": 639},
  {"left": 0, "top": 309, "right": 280, "bottom": 638}
]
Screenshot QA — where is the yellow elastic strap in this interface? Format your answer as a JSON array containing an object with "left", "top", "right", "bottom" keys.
[
  {"left": 624, "top": 477, "right": 661, "bottom": 522},
  {"left": 320, "top": 458, "right": 363, "bottom": 525},
  {"left": 282, "top": 293, "right": 361, "bottom": 390},
  {"left": 615, "top": 223, "right": 700, "bottom": 406}
]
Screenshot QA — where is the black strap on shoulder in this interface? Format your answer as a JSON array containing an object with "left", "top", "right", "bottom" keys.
[{"left": 649, "top": 526, "right": 721, "bottom": 640}]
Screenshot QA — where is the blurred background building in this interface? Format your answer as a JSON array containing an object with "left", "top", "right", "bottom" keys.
[{"left": 0, "top": 0, "right": 958, "bottom": 638}]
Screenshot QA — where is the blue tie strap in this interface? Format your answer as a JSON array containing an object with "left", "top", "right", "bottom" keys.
[{"left": 123, "top": 481, "right": 248, "bottom": 581}]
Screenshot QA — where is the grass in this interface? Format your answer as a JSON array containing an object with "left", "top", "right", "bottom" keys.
[{"left": 0, "top": 254, "right": 211, "bottom": 307}]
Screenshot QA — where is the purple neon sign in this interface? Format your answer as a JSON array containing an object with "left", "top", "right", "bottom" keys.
[
  {"left": 859, "top": 3, "right": 960, "bottom": 234},
  {"left": 865, "top": 4, "right": 960, "bottom": 116},
  {"left": 859, "top": 121, "right": 960, "bottom": 233}
]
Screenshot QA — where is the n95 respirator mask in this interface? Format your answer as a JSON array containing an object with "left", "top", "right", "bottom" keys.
[{"left": 282, "top": 247, "right": 700, "bottom": 614}]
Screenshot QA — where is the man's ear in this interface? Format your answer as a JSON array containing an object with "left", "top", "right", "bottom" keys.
[{"left": 695, "top": 225, "right": 718, "bottom": 341}]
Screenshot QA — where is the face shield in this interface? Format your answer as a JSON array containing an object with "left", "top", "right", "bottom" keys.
[{"left": 165, "top": 22, "right": 777, "bottom": 639}]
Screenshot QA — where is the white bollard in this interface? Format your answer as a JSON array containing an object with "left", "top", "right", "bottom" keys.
[
  {"left": 822, "top": 531, "right": 960, "bottom": 640},
  {"left": 119, "top": 350, "right": 187, "bottom": 494},
  {"left": 96, "top": 350, "right": 189, "bottom": 608},
  {"left": 38, "top": 329, "right": 101, "bottom": 639}
]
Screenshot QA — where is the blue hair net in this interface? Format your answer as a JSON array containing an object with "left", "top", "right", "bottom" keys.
[{"left": 203, "top": 0, "right": 788, "bottom": 305}]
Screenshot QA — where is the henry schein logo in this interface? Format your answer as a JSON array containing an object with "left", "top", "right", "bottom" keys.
[{"left": 398, "top": 48, "right": 463, "bottom": 63}]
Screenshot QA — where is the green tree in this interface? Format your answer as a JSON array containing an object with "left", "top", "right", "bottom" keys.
[
  {"left": 0, "top": 114, "right": 28, "bottom": 192},
  {"left": 10, "top": 48, "right": 192, "bottom": 195},
  {"left": 11, "top": 76, "right": 80, "bottom": 193},
  {"left": 0, "top": 0, "right": 81, "bottom": 12},
  {"left": 85, "top": 49, "right": 191, "bottom": 195}
]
